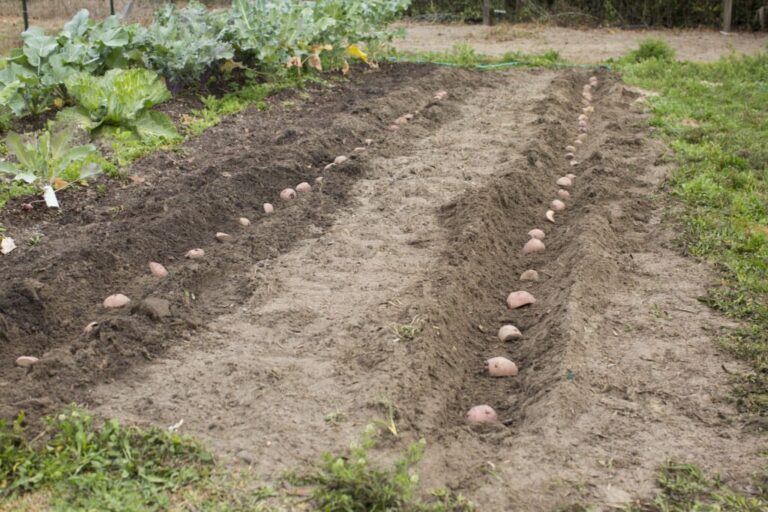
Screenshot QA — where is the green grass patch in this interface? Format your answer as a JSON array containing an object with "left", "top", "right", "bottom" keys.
[
  {"left": 393, "top": 42, "right": 568, "bottom": 69},
  {"left": 0, "top": 408, "right": 213, "bottom": 511},
  {"left": 618, "top": 50, "right": 768, "bottom": 415},
  {"left": 289, "top": 424, "right": 474, "bottom": 511},
  {"left": 627, "top": 461, "right": 768, "bottom": 511},
  {"left": 1, "top": 411, "right": 473, "bottom": 511}
]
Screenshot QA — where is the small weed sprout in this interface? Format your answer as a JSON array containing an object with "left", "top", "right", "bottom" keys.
[
  {"left": 393, "top": 315, "right": 424, "bottom": 342},
  {"left": 324, "top": 410, "right": 347, "bottom": 425}
]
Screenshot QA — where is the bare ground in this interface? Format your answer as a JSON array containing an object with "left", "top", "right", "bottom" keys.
[
  {"left": 77, "top": 67, "right": 765, "bottom": 509},
  {"left": 393, "top": 22, "right": 768, "bottom": 63}
]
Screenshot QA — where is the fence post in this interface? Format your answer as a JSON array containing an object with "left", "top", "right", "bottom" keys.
[
  {"left": 110, "top": 0, "right": 115, "bottom": 15},
  {"left": 722, "top": 0, "right": 734, "bottom": 32},
  {"left": 21, "top": 0, "right": 29, "bottom": 30},
  {"left": 483, "top": 0, "right": 491, "bottom": 25}
]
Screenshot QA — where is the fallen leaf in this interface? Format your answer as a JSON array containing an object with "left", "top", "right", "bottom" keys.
[
  {"left": 53, "top": 177, "right": 69, "bottom": 190},
  {"left": 308, "top": 53, "right": 322, "bottom": 72}
]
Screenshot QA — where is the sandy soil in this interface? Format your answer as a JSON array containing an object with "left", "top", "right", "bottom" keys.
[
  {"left": 1, "top": 63, "right": 764, "bottom": 510},
  {"left": 394, "top": 22, "right": 768, "bottom": 63}
]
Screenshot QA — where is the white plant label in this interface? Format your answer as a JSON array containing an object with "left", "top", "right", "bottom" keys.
[
  {"left": 43, "top": 186, "right": 60, "bottom": 208},
  {"left": 0, "top": 237, "right": 16, "bottom": 255}
]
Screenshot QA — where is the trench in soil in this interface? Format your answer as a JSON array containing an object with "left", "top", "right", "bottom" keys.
[{"left": 0, "top": 64, "right": 763, "bottom": 510}]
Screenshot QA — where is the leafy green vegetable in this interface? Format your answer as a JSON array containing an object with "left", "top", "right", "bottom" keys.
[
  {"left": 0, "top": 128, "right": 100, "bottom": 192},
  {"left": 60, "top": 68, "right": 177, "bottom": 140},
  {"left": 0, "top": 0, "right": 409, "bottom": 122},
  {"left": 141, "top": 1, "right": 233, "bottom": 88}
]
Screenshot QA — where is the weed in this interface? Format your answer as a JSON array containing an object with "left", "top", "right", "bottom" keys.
[
  {"left": 394, "top": 43, "right": 567, "bottom": 69},
  {"left": 324, "top": 410, "right": 348, "bottom": 425},
  {"left": 393, "top": 315, "right": 424, "bottom": 342},
  {"left": 293, "top": 425, "right": 474, "bottom": 511},
  {"left": 0, "top": 408, "right": 212, "bottom": 510},
  {"left": 26, "top": 234, "right": 42, "bottom": 246},
  {"left": 626, "top": 461, "right": 768, "bottom": 511},
  {"left": 649, "top": 303, "right": 671, "bottom": 320},
  {"left": 625, "top": 38, "right": 676, "bottom": 63}
]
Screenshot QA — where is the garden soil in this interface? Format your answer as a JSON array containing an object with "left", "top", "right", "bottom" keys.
[{"left": 0, "top": 63, "right": 763, "bottom": 509}]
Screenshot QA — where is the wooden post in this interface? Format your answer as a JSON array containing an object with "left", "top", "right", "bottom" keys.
[
  {"left": 722, "top": 0, "right": 733, "bottom": 32},
  {"left": 21, "top": 0, "right": 29, "bottom": 30},
  {"left": 483, "top": 0, "right": 491, "bottom": 25}
]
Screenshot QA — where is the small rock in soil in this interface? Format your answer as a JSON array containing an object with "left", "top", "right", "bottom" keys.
[
  {"left": 236, "top": 450, "right": 256, "bottom": 465},
  {"left": 15, "top": 356, "right": 39, "bottom": 368},
  {"left": 140, "top": 297, "right": 171, "bottom": 320},
  {"left": 520, "top": 269, "right": 540, "bottom": 281}
]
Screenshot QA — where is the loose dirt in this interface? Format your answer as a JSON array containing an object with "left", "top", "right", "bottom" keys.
[
  {"left": 394, "top": 21, "right": 768, "bottom": 63},
  {"left": 1, "top": 63, "right": 763, "bottom": 509}
]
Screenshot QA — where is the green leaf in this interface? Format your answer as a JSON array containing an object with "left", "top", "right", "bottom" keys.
[
  {"left": 49, "top": 129, "right": 74, "bottom": 159},
  {"left": 53, "top": 144, "right": 97, "bottom": 178},
  {"left": 5, "top": 132, "right": 34, "bottom": 169},
  {"left": 62, "top": 9, "right": 91, "bottom": 39},
  {"left": 78, "top": 162, "right": 102, "bottom": 180},
  {"left": 57, "top": 106, "right": 99, "bottom": 131},
  {"left": 0, "top": 161, "right": 20, "bottom": 174},
  {"left": 133, "top": 110, "right": 178, "bottom": 140},
  {"left": 14, "top": 171, "right": 37, "bottom": 184},
  {"left": 45, "top": 54, "right": 78, "bottom": 84},
  {"left": 21, "top": 32, "right": 59, "bottom": 67},
  {"left": 64, "top": 72, "right": 104, "bottom": 113}
]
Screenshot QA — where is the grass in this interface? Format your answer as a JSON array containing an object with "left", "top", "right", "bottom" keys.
[
  {"left": 393, "top": 41, "right": 568, "bottom": 69},
  {"left": 1, "top": 410, "right": 474, "bottom": 511},
  {"left": 0, "top": 408, "right": 213, "bottom": 510},
  {"left": 616, "top": 46, "right": 768, "bottom": 415},
  {"left": 627, "top": 461, "right": 768, "bottom": 511}
]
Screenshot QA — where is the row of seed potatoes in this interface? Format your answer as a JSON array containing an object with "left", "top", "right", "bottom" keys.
[
  {"left": 465, "top": 75, "right": 600, "bottom": 424},
  {"left": 13, "top": 89, "right": 451, "bottom": 369}
]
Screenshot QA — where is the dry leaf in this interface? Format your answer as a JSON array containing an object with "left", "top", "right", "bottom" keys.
[{"left": 308, "top": 53, "right": 322, "bottom": 72}]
